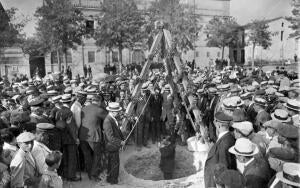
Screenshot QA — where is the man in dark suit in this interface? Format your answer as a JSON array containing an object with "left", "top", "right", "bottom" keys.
[
  {"left": 103, "top": 102, "right": 125, "bottom": 184},
  {"left": 55, "top": 94, "right": 80, "bottom": 181},
  {"left": 79, "top": 94, "right": 108, "bottom": 181},
  {"left": 204, "top": 111, "right": 236, "bottom": 188},
  {"left": 133, "top": 83, "right": 152, "bottom": 149},
  {"left": 229, "top": 138, "right": 272, "bottom": 188},
  {"left": 149, "top": 87, "right": 163, "bottom": 143}
]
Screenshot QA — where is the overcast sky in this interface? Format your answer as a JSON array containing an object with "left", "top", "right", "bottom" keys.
[
  {"left": 230, "top": 0, "right": 293, "bottom": 24},
  {"left": 1, "top": 0, "right": 293, "bottom": 37}
]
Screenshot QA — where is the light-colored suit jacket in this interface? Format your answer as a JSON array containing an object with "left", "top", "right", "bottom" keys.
[
  {"left": 10, "top": 149, "right": 38, "bottom": 188},
  {"left": 31, "top": 141, "right": 51, "bottom": 174}
]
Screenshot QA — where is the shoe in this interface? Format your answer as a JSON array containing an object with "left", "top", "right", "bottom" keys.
[
  {"left": 90, "top": 176, "right": 102, "bottom": 182},
  {"left": 67, "top": 177, "right": 81, "bottom": 182}
]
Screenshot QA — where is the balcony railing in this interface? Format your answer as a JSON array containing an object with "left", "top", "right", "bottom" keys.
[{"left": 72, "top": 0, "right": 102, "bottom": 9}]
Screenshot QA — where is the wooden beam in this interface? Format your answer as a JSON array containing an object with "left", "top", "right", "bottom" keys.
[{"left": 121, "top": 31, "right": 163, "bottom": 133}]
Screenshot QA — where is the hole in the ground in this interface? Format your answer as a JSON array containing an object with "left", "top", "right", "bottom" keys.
[{"left": 124, "top": 147, "right": 198, "bottom": 181}]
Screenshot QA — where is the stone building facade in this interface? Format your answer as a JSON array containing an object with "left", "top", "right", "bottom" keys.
[{"left": 244, "top": 17, "right": 299, "bottom": 65}]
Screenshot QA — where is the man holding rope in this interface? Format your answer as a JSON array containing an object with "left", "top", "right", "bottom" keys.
[{"left": 103, "top": 102, "right": 125, "bottom": 185}]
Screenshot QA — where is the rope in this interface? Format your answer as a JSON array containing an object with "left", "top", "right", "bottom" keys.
[{"left": 122, "top": 78, "right": 159, "bottom": 147}]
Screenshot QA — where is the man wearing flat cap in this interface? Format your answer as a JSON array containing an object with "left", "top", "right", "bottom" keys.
[
  {"left": 204, "top": 111, "right": 236, "bottom": 188},
  {"left": 10, "top": 132, "right": 40, "bottom": 188}
]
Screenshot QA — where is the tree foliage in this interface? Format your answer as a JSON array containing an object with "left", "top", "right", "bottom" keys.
[
  {"left": 94, "top": 0, "right": 145, "bottom": 64},
  {"left": 0, "top": 7, "right": 26, "bottom": 48},
  {"left": 287, "top": 0, "right": 300, "bottom": 38},
  {"left": 35, "top": 0, "right": 86, "bottom": 68},
  {"left": 21, "top": 36, "right": 46, "bottom": 57},
  {"left": 146, "top": 0, "right": 201, "bottom": 52},
  {"left": 247, "top": 20, "right": 272, "bottom": 67},
  {"left": 94, "top": 0, "right": 145, "bottom": 66},
  {"left": 204, "top": 16, "right": 239, "bottom": 59},
  {"left": 247, "top": 20, "right": 272, "bottom": 49}
]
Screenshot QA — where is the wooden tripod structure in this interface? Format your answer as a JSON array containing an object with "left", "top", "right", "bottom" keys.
[{"left": 121, "top": 26, "right": 206, "bottom": 140}]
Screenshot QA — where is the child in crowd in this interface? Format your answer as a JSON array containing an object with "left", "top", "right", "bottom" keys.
[{"left": 39, "top": 151, "right": 63, "bottom": 188}]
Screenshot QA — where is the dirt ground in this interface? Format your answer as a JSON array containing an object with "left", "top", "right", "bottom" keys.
[
  {"left": 125, "top": 146, "right": 198, "bottom": 181},
  {"left": 64, "top": 144, "right": 208, "bottom": 188}
]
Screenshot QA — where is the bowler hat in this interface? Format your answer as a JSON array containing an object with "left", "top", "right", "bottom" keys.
[
  {"left": 215, "top": 111, "right": 232, "bottom": 123},
  {"left": 232, "top": 109, "right": 247, "bottom": 122},
  {"left": 277, "top": 124, "right": 299, "bottom": 139},
  {"left": 268, "top": 147, "right": 297, "bottom": 162}
]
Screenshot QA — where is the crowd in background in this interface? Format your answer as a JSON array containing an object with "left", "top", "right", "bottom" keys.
[{"left": 0, "top": 62, "right": 298, "bottom": 187}]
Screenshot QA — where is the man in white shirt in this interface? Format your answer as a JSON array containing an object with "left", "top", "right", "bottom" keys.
[{"left": 71, "top": 91, "right": 86, "bottom": 128}]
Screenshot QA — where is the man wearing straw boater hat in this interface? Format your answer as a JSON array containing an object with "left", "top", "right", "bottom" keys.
[
  {"left": 229, "top": 138, "right": 272, "bottom": 188},
  {"left": 103, "top": 102, "right": 125, "bottom": 185},
  {"left": 55, "top": 94, "right": 80, "bottom": 181}
]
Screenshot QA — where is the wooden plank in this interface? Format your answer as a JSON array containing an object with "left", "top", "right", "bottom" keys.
[
  {"left": 121, "top": 32, "right": 163, "bottom": 133},
  {"left": 163, "top": 29, "right": 202, "bottom": 133}
]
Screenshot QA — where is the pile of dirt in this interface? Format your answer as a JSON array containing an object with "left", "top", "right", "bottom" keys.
[{"left": 124, "top": 147, "right": 197, "bottom": 181}]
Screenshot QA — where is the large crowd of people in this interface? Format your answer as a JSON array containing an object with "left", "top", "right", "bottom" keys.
[{"left": 0, "top": 63, "right": 298, "bottom": 188}]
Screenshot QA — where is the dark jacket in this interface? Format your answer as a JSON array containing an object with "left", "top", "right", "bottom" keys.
[
  {"left": 204, "top": 132, "right": 236, "bottom": 188},
  {"left": 149, "top": 93, "right": 163, "bottom": 119},
  {"left": 159, "top": 143, "right": 176, "bottom": 173},
  {"left": 79, "top": 104, "right": 108, "bottom": 142},
  {"left": 103, "top": 115, "right": 124, "bottom": 152},
  {"left": 55, "top": 106, "right": 77, "bottom": 145},
  {"left": 243, "top": 157, "right": 272, "bottom": 188}
]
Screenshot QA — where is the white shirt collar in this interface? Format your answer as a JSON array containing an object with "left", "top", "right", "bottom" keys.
[{"left": 217, "top": 131, "right": 229, "bottom": 141}]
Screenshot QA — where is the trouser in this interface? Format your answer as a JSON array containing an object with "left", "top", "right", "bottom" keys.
[
  {"left": 134, "top": 118, "right": 150, "bottom": 147},
  {"left": 208, "top": 121, "right": 217, "bottom": 143},
  {"left": 150, "top": 118, "right": 161, "bottom": 142},
  {"left": 62, "top": 144, "right": 77, "bottom": 179},
  {"left": 163, "top": 172, "right": 173, "bottom": 180},
  {"left": 80, "top": 141, "right": 107, "bottom": 178},
  {"left": 106, "top": 151, "right": 120, "bottom": 184}
]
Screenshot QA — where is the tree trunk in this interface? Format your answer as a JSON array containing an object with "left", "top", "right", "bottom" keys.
[
  {"left": 118, "top": 47, "right": 122, "bottom": 74},
  {"left": 252, "top": 43, "right": 255, "bottom": 69},
  {"left": 221, "top": 46, "right": 225, "bottom": 60},
  {"left": 64, "top": 50, "right": 68, "bottom": 75},
  {"left": 57, "top": 50, "right": 61, "bottom": 72}
]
